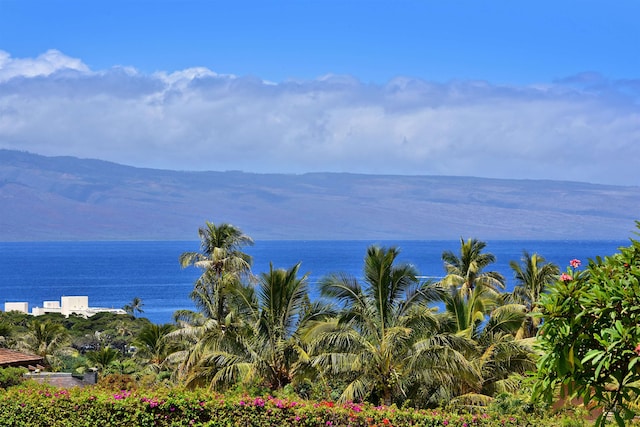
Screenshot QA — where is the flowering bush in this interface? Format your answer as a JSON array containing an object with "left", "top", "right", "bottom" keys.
[
  {"left": 535, "top": 225, "right": 640, "bottom": 426},
  {"left": 0, "top": 381, "right": 575, "bottom": 426}
]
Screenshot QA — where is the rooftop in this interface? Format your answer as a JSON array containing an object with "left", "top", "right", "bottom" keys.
[{"left": 0, "top": 348, "right": 44, "bottom": 367}]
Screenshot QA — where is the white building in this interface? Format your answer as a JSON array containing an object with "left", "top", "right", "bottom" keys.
[{"left": 4, "top": 296, "right": 127, "bottom": 318}]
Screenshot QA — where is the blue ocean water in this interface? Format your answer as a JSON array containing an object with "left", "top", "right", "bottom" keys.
[{"left": 0, "top": 240, "right": 629, "bottom": 324}]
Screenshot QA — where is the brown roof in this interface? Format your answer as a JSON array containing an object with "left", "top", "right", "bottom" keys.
[{"left": 0, "top": 348, "right": 44, "bottom": 367}]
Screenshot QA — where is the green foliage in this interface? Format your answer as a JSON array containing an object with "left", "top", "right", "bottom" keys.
[
  {"left": 0, "top": 367, "right": 27, "bottom": 388},
  {"left": 180, "top": 221, "right": 254, "bottom": 323},
  {"left": 123, "top": 296, "right": 145, "bottom": 318},
  {"left": 96, "top": 373, "right": 138, "bottom": 392},
  {"left": 86, "top": 347, "right": 120, "bottom": 371},
  {"left": 0, "top": 381, "right": 561, "bottom": 426},
  {"left": 314, "top": 245, "right": 470, "bottom": 407},
  {"left": 535, "top": 223, "right": 640, "bottom": 426},
  {"left": 20, "top": 319, "right": 71, "bottom": 365}
]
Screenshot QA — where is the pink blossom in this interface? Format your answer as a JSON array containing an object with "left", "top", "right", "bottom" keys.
[
  {"left": 570, "top": 259, "right": 581, "bottom": 268},
  {"left": 560, "top": 273, "right": 572, "bottom": 282},
  {"left": 635, "top": 343, "right": 640, "bottom": 356}
]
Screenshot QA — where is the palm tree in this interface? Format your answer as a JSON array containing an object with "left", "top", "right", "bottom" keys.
[
  {"left": 178, "top": 262, "right": 332, "bottom": 391},
  {"left": 442, "top": 282, "right": 500, "bottom": 340},
  {"left": 441, "top": 238, "right": 505, "bottom": 299},
  {"left": 312, "top": 245, "right": 475, "bottom": 406},
  {"left": 472, "top": 313, "right": 537, "bottom": 397},
  {"left": 19, "top": 319, "right": 70, "bottom": 369},
  {"left": 180, "top": 222, "right": 254, "bottom": 323},
  {"left": 86, "top": 347, "right": 120, "bottom": 372},
  {"left": 508, "top": 251, "right": 559, "bottom": 339},
  {"left": 134, "top": 323, "right": 176, "bottom": 373},
  {"left": 123, "top": 297, "right": 144, "bottom": 318},
  {"left": 438, "top": 249, "right": 540, "bottom": 407}
]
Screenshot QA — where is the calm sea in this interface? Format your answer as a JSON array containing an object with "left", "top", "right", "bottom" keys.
[{"left": 0, "top": 240, "right": 628, "bottom": 324}]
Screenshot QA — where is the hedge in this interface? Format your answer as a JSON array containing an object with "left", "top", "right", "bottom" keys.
[{"left": 0, "top": 382, "right": 581, "bottom": 427}]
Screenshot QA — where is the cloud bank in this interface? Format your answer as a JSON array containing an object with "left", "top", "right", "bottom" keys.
[{"left": 1, "top": 50, "right": 638, "bottom": 185}]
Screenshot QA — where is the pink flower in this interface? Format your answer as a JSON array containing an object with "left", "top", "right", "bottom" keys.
[
  {"left": 560, "top": 273, "right": 572, "bottom": 282},
  {"left": 570, "top": 259, "right": 581, "bottom": 269},
  {"left": 635, "top": 343, "right": 640, "bottom": 356}
]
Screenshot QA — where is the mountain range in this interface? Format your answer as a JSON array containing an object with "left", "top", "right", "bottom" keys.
[{"left": 1, "top": 149, "right": 638, "bottom": 241}]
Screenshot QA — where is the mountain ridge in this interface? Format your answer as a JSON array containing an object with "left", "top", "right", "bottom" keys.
[{"left": 1, "top": 149, "right": 638, "bottom": 241}]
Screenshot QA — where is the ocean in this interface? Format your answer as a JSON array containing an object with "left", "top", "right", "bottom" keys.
[{"left": 0, "top": 239, "right": 629, "bottom": 324}]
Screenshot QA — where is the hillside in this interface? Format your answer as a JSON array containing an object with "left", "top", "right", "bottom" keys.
[{"left": 0, "top": 149, "right": 638, "bottom": 240}]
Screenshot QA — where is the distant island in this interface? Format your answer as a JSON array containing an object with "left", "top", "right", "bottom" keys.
[{"left": 0, "top": 149, "right": 638, "bottom": 241}]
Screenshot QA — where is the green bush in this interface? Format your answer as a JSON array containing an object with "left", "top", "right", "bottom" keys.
[
  {"left": 0, "top": 366, "right": 27, "bottom": 388},
  {"left": 535, "top": 226, "right": 640, "bottom": 426},
  {"left": 0, "top": 381, "right": 585, "bottom": 426}
]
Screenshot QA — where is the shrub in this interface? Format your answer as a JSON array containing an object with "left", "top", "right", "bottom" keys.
[
  {"left": 0, "top": 382, "right": 581, "bottom": 426},
  {"left": 0, "top": 366, "right": 27, "bottom": 388},
  {"left": 96, "top": 373, "right": 137, "bottom": 392},
  {"left": 535, "top": 223, "right": 640, "bottom": 426}
]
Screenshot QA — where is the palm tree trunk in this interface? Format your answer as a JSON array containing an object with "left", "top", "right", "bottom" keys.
[{"left": 383, "top": 387, "right": 392, "bottom": 406}]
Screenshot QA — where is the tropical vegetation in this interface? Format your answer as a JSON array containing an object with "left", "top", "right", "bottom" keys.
[
  {"left": 534, "top": 225, "right": 640, "bottom": 426},
  {"left": 1, "top": 220, "right": 639, "bottom": 426}
]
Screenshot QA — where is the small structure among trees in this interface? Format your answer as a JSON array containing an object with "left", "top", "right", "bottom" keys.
[{"left": 0, "top": 348, "right": 43, "bottom": 369}]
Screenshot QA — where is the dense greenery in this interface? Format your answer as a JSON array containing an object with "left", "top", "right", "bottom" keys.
[
  {"left": 535, "top": 223, "right": 640, "bottom": 426},
  {"left": 3, "top": 220, "right": 640, "bottom": 425},
  {"left": 0, "top": 381, "right": 591, "bottom": 426}
]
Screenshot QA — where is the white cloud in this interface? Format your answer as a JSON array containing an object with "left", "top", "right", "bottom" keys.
[
  {"left": 0, "top": 49, "right": 89, "bottom": 82},
  {"left": 0, "top": 51, "right": 638, "bottom": 185}
]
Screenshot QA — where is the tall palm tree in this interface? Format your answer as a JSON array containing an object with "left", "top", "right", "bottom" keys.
[
  {"left": 441, "top": 238, "right": 505, "bottom": 299},
  {"left": 123, "top": 296, "right": 144, "bottom": 318},
  {"left": 508, "top": 251, "right": 559, "bottom": 339},
  {"left": 312, "top": 245, "right": 475, "bottom": 406},
  {"left": 180, "top": 222, "right": 254, "bottom": 323},
  {"left": 179, "top": 262, "right": 332, "bottom": 391},
  {"left": 437, "top": 248, "right": 542, "bottom": 408}
]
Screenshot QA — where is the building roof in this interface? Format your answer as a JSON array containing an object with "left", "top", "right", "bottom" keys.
[{"left": 0, "top": 348, "right": 44, "bottom": 367}]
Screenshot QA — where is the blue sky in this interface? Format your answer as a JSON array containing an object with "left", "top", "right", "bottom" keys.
[{"left": 0, "top": 0, "right": 639, "bottom": 185}]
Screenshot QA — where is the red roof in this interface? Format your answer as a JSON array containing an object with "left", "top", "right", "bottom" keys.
[{"left": 0, "top": 348, "right": 44, "bottom": 367}]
